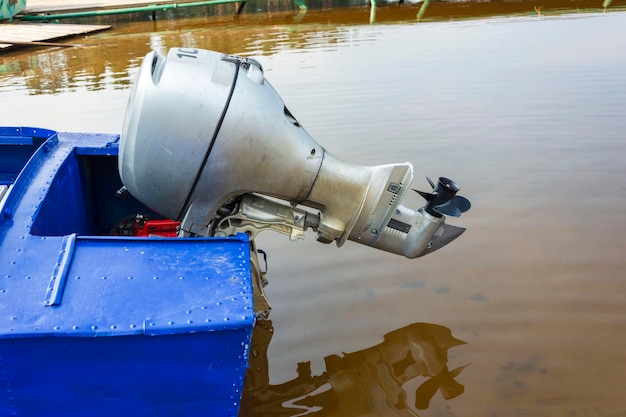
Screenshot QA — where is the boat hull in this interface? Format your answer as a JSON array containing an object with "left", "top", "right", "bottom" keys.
[{"left": 0, "top": 127, "right": 255, "bottom": 416}]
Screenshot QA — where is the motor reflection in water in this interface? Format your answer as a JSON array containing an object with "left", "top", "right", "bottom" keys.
[{"left": 240, "top": 320, "right": 468, "bottom": 416}]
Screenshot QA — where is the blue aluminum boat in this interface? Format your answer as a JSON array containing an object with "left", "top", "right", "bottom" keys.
[{"left": 0, "top": 126, "right": 255, "bottom": 416}]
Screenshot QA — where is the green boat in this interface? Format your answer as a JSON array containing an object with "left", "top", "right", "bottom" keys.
[{"left": 0, "top": 0, "right": 26, "bottom": 19}]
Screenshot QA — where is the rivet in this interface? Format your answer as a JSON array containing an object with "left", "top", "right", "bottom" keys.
[{"left": 91, "top": 325, "right": 98, "bottom": 330}]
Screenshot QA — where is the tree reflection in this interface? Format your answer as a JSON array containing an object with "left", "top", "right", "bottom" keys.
[
  {"left": 1, "top": 0, "right": 620, "bottom": 95},
  {"left": 240, "top": 319, "right": 468, "bottom": 417}
]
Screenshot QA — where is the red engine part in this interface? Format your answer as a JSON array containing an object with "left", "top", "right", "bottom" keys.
[
  {"left": 134, "top": 219, "right": 180, "bottom": 237},
  {"left": 113, "top": 215, "right": 180, "bottom": 237}
]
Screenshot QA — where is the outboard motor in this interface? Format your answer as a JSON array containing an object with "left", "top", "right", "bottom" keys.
[{"left": 118, "top": 47, "right": 470, "bottom": 259}]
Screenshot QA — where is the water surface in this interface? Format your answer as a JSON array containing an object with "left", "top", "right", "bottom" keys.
[{"left": 2, "top": 2, "right": 625, "bottom": 416}]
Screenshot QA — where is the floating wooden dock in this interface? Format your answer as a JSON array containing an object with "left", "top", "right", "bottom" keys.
[
  {"left": 20, "top": 0, "right": 305, "bottom": 21},
  {"left": 0, "top": 0, "right": 239, "bottom": 51},
  {"left": 0, "top": 22, "right": 110, "bottom": 50}
]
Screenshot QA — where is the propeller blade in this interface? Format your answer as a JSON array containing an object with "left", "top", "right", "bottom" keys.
[
  {"left": 454, "top": 195, "right": 472, "bottom": 213},
  {"left": 434, "top": 196, "right": 471, "bottom": 218},
  {"left": 414, "top": 177, "right": 471, "bottom": 218},
  {"left": 416, "top": 189, "right": 434, "bottom": 201},
  {"left": 434, "top": 201, "right": 462, "bottom": 217}
]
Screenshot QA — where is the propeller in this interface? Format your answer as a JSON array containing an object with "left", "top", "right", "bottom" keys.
[{"left": 414, "top": 177, "right": 471, "bottom": 218}]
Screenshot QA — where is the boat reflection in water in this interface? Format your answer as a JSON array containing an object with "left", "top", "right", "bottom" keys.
[{"left": 241, "top": 320, "right": 468, "bottom": 416}]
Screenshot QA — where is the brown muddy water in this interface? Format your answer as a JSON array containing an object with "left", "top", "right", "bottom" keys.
[{"left": 2, "top": 1, "right": 626, "bottom": 416}]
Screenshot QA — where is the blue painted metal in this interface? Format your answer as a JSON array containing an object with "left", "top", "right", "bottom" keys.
[{"left": 0, "top": 127, "right": 255, "bottom": 416}]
